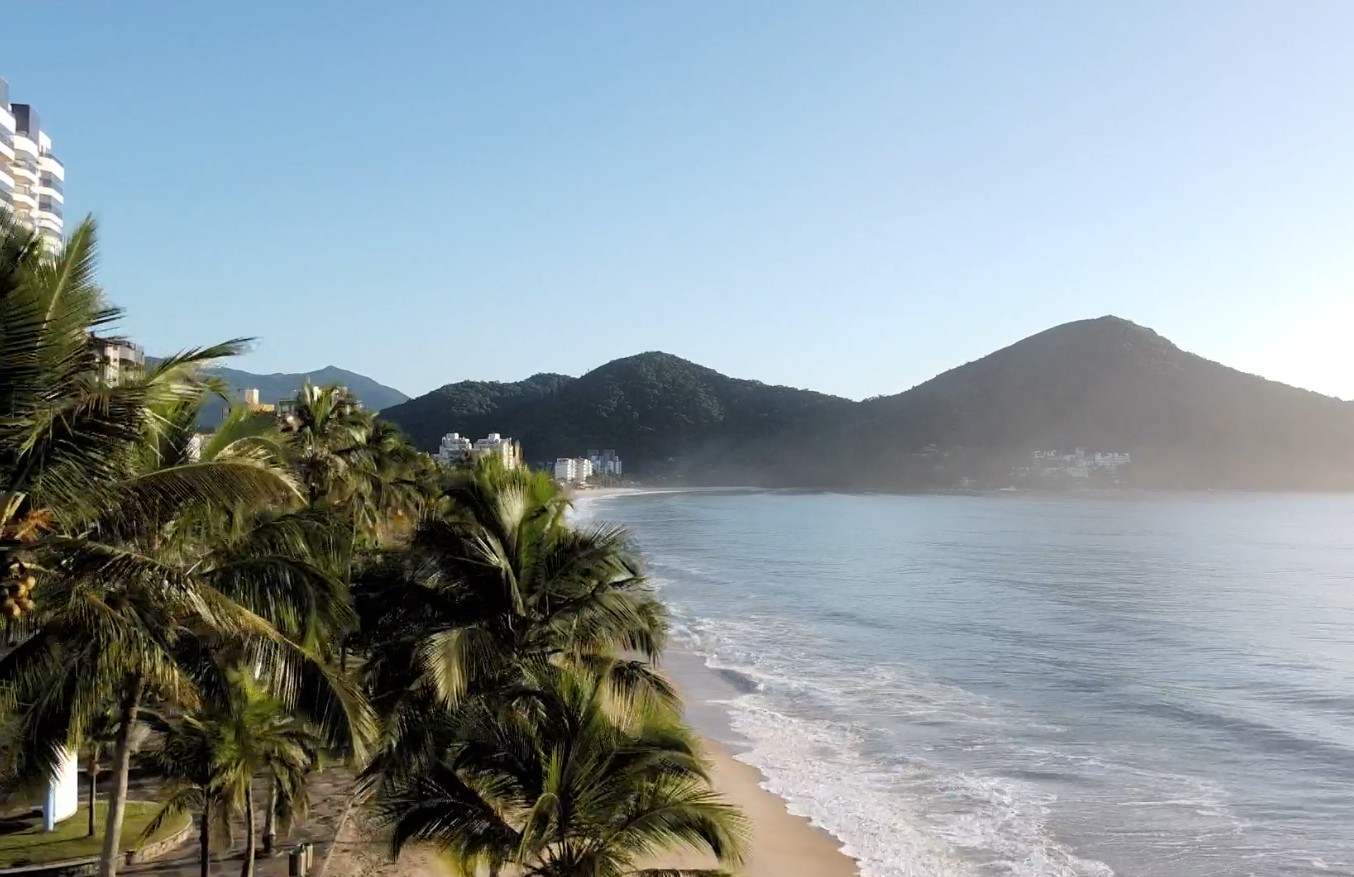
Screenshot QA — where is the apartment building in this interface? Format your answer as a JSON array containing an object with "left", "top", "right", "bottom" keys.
[
  {"left": 92, "top": 336, "right": 145, "bottom": 385},
  {"left": 472, "top": 432, "right": 521, "bottom": 469},
  {"left": 554, "top": 457, "right": 594, "bottom": 484},
  {"left": 437, "top": 432, "right": 522, "bottom": 469},
  {"left": 0, "top": 78, "right": 64, "bottom": 249}
]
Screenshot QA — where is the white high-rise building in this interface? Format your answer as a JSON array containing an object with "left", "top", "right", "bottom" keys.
[
  {"left": 438, "top": 432, "right": 473, "bottom": 465},
  {"left": 472, "top": 433, "right": 521, "bottom": 469},
  {"left": 0, "top": 78, "right": 65, "bottom": 250},
  {"left": 554, "top": 457, "right": 594, "bottom": 483}
]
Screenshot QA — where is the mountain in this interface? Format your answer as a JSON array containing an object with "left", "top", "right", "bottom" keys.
[
  {"left": 383, "top": 373, "right": 576, "bottom": 451},
  {"left": 382, "top": 353, "right": 851, "bottom": 466},
  {"left": 194, "top": 364, "right": 409, "bottom": 427},
  {"left": 380, "top": 317, "right": 1354, "bottom": 490}
]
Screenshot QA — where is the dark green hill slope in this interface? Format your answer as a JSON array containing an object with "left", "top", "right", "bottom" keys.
[
  {"left": 837, "top": 316, "right": 1354, "bottom": 488},
  {"left": 380, "top": 318, "right": 1354, "bottom": 490}
]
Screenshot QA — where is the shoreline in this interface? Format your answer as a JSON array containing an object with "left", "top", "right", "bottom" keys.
[
  {"left": 639, "top": 736, "right": 859, "bottom": 877},
  {"left": 573, "top": 489, "right": 863, "bottom": 876}
]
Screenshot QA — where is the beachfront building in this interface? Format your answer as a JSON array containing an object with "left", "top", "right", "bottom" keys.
[
  {"left": 438, "top": 432, "right": 521, "bottom": 469},
  {"left": 472, "top": 432, "right": 521, "bottom": 469},
  {"left": 554, "top": 457, "right": 594, "bottom": 484},
  {"left": 438, "top": 432, "right": 473, "bottom": 465},
  {"left": 1, "top": 77, "right": 64, "bottom": 250},
  {"left": 588, "top": 449, "right": 623, "bottom": 476}
]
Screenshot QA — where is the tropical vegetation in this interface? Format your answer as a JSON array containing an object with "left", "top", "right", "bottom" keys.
[{"left": 0, "top": 208, "right": 744, "bottom": 877}]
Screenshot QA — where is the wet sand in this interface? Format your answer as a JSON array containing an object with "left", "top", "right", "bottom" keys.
[{"left": 662, "top": 738, "right": 861, "bottom": 877}]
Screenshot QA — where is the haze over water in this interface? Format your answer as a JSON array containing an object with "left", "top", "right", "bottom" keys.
[{"left": 577, "top": 490, "right": 1354, "bottom": 877}]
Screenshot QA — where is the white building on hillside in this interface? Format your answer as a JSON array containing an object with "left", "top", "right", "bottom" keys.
[
  {"left": 438, "top": 432, "right": 473, "bottom": 465},
  {"left": 439, "top": 432, "right": 521, "bottom": 469},
  {"left": 1, "top": 77, "right": 64, "bottom": 250},
  {"left": 472, "top": 433, "right": 520, "bottom": 469}
]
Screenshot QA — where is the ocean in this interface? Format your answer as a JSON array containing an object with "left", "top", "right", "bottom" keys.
[{"left": 574, "top": 489, "right": 1354, "bottom": 877}]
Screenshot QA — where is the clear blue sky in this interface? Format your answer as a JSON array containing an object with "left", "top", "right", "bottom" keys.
[{"left": 5, "top": 1, "right": 1354, "bottom": 400}]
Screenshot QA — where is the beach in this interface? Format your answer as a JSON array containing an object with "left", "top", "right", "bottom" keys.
[
  {"left": 658, "top": 738, "right": 860, "bottom": 877},
  {"left": 569, "top": 490, "right": 862, "bottom": 876}
]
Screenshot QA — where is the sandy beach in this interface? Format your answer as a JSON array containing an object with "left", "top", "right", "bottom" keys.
[{"left": 664, "top": 738, "right": 861, "bottom": 877}]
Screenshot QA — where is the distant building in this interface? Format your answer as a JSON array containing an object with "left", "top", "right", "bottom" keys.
[
  {"left": 1018, "top": 448, "right": 1131, "bottom": 482},
  {"left": 472, "top": 432, "right": 521, "bottom": 469},
  {"left": 587, "top": 449, "right": 623, "bottom": 476},
  {"left": 1, "top": 77, "right": 65, "bottom": 251},
  {"left": 92, "top": 336, "right": 144, "bottom": 385},
  {"left": 438, "top": 432, "right": 473, "bottom": 465},
  {"left": 242, "top": 388, "right": 276, "bottom": 414},
  {"left": 554, "top": 457, "right": 594, "bottom": 483},
  {"left": 438, "top": 432, "right": 520, "bottom": 469}
]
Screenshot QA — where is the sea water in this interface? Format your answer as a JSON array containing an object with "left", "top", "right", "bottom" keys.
[{"left": 575, "top": 489, "right": 1354, "bottom": 877}]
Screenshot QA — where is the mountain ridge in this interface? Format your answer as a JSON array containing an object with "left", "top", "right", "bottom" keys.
[
  {"left": 177, "top": 362, "right": 410, "bottom": 427},
  {"left": 378, "top": 317, "right": 1354, "bottom": 490}
]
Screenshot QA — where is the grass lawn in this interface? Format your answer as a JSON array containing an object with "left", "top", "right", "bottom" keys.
[{"left": 0, "top": 801, "right": 190, "bottom": 867}]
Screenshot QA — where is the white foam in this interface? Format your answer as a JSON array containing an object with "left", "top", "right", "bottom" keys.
[{"left": 724, "top": 695, "right": 1120, "bottom": 877}]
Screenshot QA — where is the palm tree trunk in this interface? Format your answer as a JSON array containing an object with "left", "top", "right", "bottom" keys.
[
  {"left": 200, "top": 799, "right": 211, "bottom": 877},
  {"left": 86, "top": 762, "right": 98, "bottom": 837},
  {"left": 262, "top": 781, "right": 276, "bottom": 856},
  {"left": 98, "top": 675, "right": 144, "bottom": 877},
  {"left": 239, "top": 783, "right": 256, "bottom": 877}
]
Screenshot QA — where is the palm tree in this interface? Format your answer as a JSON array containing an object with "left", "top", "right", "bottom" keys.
[
  {"left": 0, "top": 214, "right": 351, "bottom": 877},
  {"left": 142, "top": 676, "right": 318, "bottom": 877},
  {"left": 278, "top": 384, "right": 371, "bottom": 510},
  {"left": 375, "top": 669, "right": 747, "bottom": 877},
  {"left": 351, "top": 419, "right": 432, "bottom": 548},
  {"left": 358, "top": 462, "right": 672, "bottom": 732},
  {"left": 141, "top": 707, "right": 235, "bottom": 877},
  {"left": 82, "top": 706, "right": 149, "bottom": 837}
]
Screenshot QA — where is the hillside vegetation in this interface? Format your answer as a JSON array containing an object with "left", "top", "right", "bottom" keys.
[{"left": 381, "top": 317, "right": 1354, "bottom": 490}]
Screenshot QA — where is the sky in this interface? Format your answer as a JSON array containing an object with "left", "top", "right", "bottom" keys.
[{"left": 4, "top": 1, "right": 1354, "bottom": 401}]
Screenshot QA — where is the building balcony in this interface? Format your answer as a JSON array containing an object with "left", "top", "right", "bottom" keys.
[
  {"left": 0, "top": 139, "right": 13, "bottom": 161},
  {"left": 11, "top": 135, "right": 37, "bottom": 159},
  {"left": 11, "top": 164, "right": 38, "bottom": 184},
  {"left": 10, "top": 190, "right": 38, "bottom": 209},
  {"left": 0, "top": 169, "right": 13, "bottom": 191},
  {"left": 39, "top": 155, "right": 63, "bottom": 179},
  {"left": 38, "top": 186, "right": 63, "bottom": 204}
]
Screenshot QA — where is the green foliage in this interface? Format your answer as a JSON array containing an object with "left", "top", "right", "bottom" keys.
[
  {"left": 377, "top": 668, "right": 747, "bottom": 877},
  {"left": 140, "top": 674, "right": 319, "bottom": 877},
  {"left": 0, "top": 206, "right": 743, "bottom": 877},
  {"left": 0, "top": 801, "right": 188, "bottom": 867}
]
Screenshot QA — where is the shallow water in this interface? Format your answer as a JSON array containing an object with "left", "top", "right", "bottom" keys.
[{"left": 576, "top": 489, "right": 1354, "bottom": 877}]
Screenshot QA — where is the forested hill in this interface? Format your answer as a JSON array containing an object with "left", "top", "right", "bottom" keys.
[
  {"left": 381, "top": 353, "right": 852, "bottom": 466},
  {"left": 380, "top": 317, "right": 1354, "bottom": 490}
]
